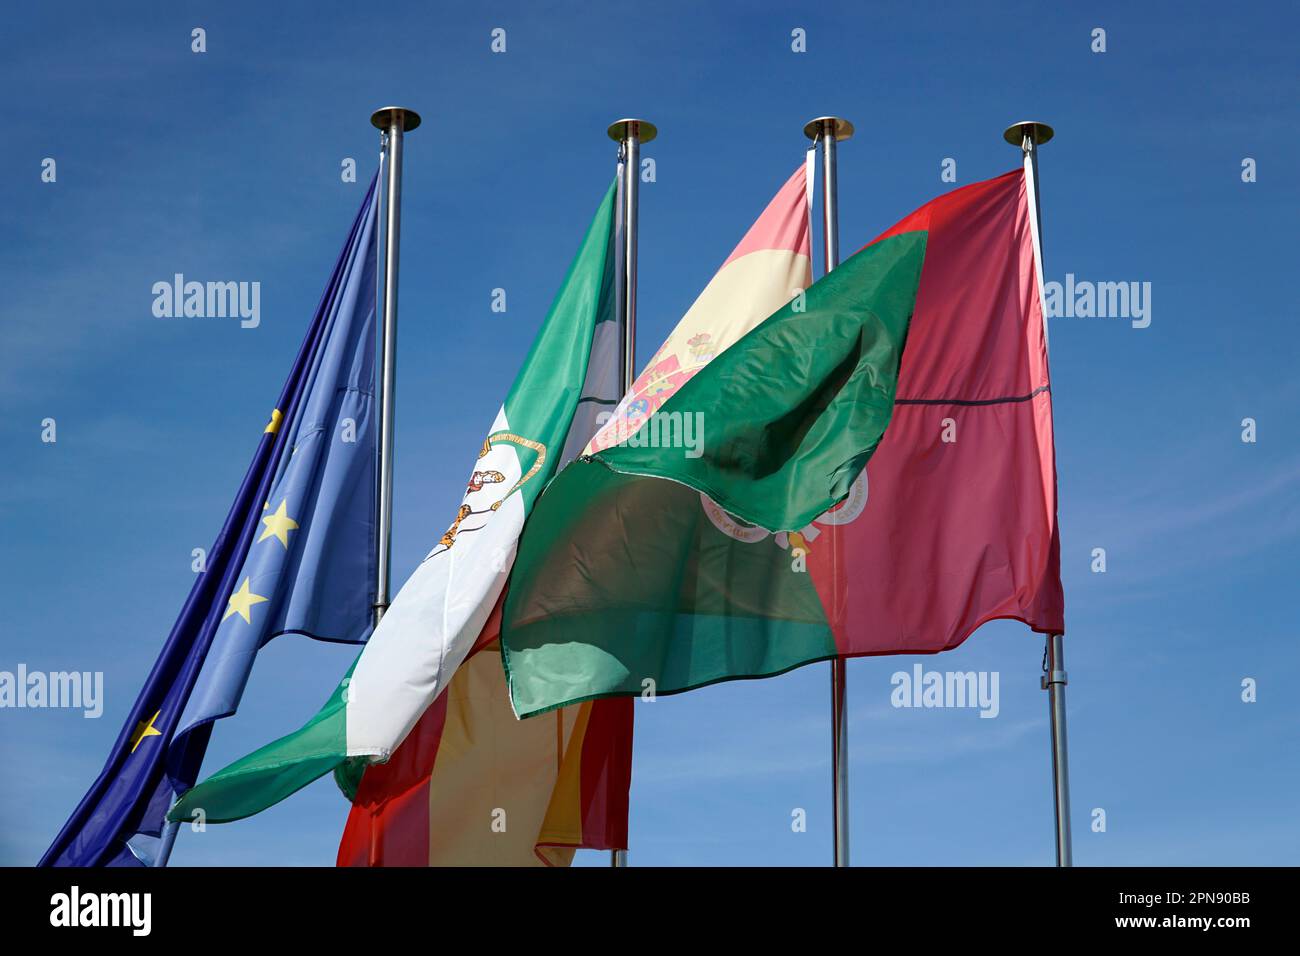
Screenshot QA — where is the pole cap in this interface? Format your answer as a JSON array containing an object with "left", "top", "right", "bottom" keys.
[
  {"left": 1003, "top": 121, "right": 1054, "bottom": 147},
  {"left": 607, "top": 118, "right": 657, "bottom": 143},
  {"left": 803, "top": 116, "right": 855, "bottom": 141},
  {"left": 370, "top": 106, "right": 422, "bottom": 132}
]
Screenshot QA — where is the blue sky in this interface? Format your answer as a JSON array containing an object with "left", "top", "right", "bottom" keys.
[{"left": 2, "top": 0, "right": 1297, "bottom": 866}]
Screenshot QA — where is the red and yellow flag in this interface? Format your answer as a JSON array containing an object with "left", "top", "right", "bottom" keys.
[{"left": 336, "top": 605, "right": 632, "bottom": 866}]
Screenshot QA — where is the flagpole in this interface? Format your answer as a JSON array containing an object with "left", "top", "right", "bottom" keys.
[
  {"left": 608, "top": 119, "right": 656, "bottom": 397},
  {"left": 153, "top": 116, "right": 415, "bottom": 871},
  {"left": 1004, "top": 120, "right": 1071, "bottom": 867},
  {"left": 153, "top": 817, "right": 180, "bottom": 867},
  {"left": 606, "top": 117, "right": 656, "bottom": 869},
  {"left": 371, "top": 106, "right": 420, "bottom": 627},
  {"left": 804, "top": 116, "right": 855, "bottom": 868},
  {"left": 365, "top": 106, "right": 420, "bottom": 868}
]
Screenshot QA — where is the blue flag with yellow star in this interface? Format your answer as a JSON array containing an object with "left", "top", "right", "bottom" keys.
[{"left": 39, "top": 176, "right": 379, "bottom": 867}]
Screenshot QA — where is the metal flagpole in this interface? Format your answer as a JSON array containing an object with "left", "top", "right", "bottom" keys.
[
  {"left": 606, "top": 117, "right": 656, "bottom": 869},
  {"left": 153, "top": 115, "right": 417, "bottom": 870},
  {"left": 1043, "top": 632, "right": 1072, "bottom": 866},
  {"left": 608, "top": 119, "right": 656, "bottom": 397},
  {"left": 371, "top": 106, "right": 420, "bottom": 628},
  {"left": 365, "top": 106, "right": 419, "bottom": 868},
  {"left": 153, "top": 816, "right": 180, "bottom": 867},
  {"left": 804, "top": 115, "right": 855, "bottom": 868},
  {"left": 1004, "top": 120, "right": 1072, "bottom": 867}
]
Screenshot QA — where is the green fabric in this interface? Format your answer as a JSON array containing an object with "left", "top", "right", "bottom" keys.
[
  {"left": 501, "top": 461, "right": 838, "bottom": 717},
  {"left": 601, "top": 232, "right": 925, "bottom": 531},
  {"left": 168, "top": 665, "right": 351, "bottom": 824},
  {"left": 501, "top": 232, "right": 927, "bottom": 717}
]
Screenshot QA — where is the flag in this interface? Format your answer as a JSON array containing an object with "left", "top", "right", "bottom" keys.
[
  {"left": 500, "top": 169, "right": 1063, "bottom": 717},
  {"left": 334, "top": 165, "right": 644, "bottom": 866},
  {"left": 170, "top": 175, "right": 625, "bottom": 826},
  {"left": 40, "top": 178, "right": 380, "bottom": 866},
  {"left": 335, "top": 627, "right": 633, "bottom": 866},
  {"left": 167, "top": 180, "right": 380, "bottom": 793}
]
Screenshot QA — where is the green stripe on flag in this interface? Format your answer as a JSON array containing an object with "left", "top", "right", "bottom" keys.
[
  {"left": 501, "top": 179, "right": 618, "bottom": 512},
  {"left": 170, "top": 665, "right": 351, "bottom": 824}
]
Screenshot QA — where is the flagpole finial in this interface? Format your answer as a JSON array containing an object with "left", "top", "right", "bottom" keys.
[
  {"left": 607, "top": 118, "right": 657, "bottom": 144},
  {"left": 370, "top": 107, "right": 421, "bottom": 132},
  {"left": 1003, "top": 121, "right": 1054, "bottom": 147},
  {"left": 803, "top": 116, "right": 854, "bottom": 141}
]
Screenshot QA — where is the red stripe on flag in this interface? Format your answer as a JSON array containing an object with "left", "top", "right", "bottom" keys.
[
  {"left": 336, "top": 691, "right": 449, "bottom": 867},
  {"left": 579, "top": 697, "right": 634, "bottom": 850}
]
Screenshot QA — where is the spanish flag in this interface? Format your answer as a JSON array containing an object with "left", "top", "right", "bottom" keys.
[{"left": 336, "top": 606, "right": 632, "bottom": 866}]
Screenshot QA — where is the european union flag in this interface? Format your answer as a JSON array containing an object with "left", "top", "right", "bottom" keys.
[{"left": 40, "top": 176, "right": 379, "bottom": 867}]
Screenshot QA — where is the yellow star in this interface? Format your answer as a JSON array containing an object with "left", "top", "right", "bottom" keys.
[
  {"left": 258, "top": 499, "right": 299, "bottom": 549},
  {"left": 130, "top": 710, "right": 162, "bottom": 753},
  {"left": 264, "top": 408, "right": 282, "bottom": 434},
  {"left": 223, "top": 577, "right": 268, "bottom": 625}
]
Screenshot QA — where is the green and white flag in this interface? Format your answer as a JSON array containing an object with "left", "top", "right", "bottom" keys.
[{"left": 172, "top": 178, "right": 620, "bottom": 824}]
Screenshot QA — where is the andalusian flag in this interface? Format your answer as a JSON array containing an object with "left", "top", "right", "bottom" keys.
[
  {"left": 172, "top": 178, "right": 623, "bottom": 826},
  {"left": 500, "top": 169, "right": 1064, "bottom": 717},
  {"left": 333, "top": 165, "right": 811, "bottom": 865}
]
